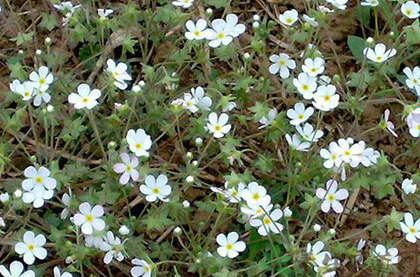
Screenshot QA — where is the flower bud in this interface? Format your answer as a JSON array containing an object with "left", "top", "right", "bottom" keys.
[
  {"left": 186, "top": 152, "right": 193, "bottom": 159},
  {"left": 191, "top": 160, "right": 198, "bottom": 167},
  {"left": 173, "top": 226, "right": 182, "bottom": 236},
  {"left": 14, "top": 189, "right": 22, "bottom": 198},
  {"left": 195, "top": 137, "right": 203, "bottom": 146},
  {"left": 328, "top": 228, "right": 336, "bottom": 236},
  {"left": 46, "top": 105, "right": 54, "bottom": 113},
  {"left": 108, "top": 141, "right": 117, "bottom": 150},
  {"left": 253, "top": 15, "right": 261, "bottom": 21},
  {"left": 0, "top": 193, "right": 10, "bottom": 203},
  {"left": 313, "top": 224, "right": 321, "bottom": 232},
  {"left": 332, "top": 74, "right": 341, "bottom": 83},
  {"left": 18, "top": 50, "right": 24, "bottom": 55},
  {"left": 45, "top": 37, "right": 52, "bottom": 46},
  {"left": 243, "top": 53, "right": 250, "bottom": 60},
  {"left": 119, "top": 225, "right": 130, "bottom": 235},
  {"left": 252, "top": 21, "right": 260, "bottom": 28},
  {"left": 132, "top": 85, "right": 141, "bottom": 93},
  {"left": 182, "top": 200, "right": 190, "bottom": 208},
  {"left": 283, "top": 206, "right": 293, "bottom": 217},
  {"left": 267, "top": 20, "right": 276, "bottom": 28},
  {"left": 36, "top": 49, "right": 42, "bottom": 56},
  {"left": 186, "top": 176, "right": 194, "bottom": 183},
  {"left": 205, "top": 8, "right": 213, "bottom": 15}
]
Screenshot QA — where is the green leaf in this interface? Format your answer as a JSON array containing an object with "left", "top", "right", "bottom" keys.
[
  {"left": 10, "top": 32, "right": 34, "bottom": 46},
  {"left": 379, "top": 0, "right": 398, "bottom": 35},
  {"left": 356, "top": 6, "right": 371, "bottom": 28},
  {"left": 347, "top": 35, "right": 366, "bottom": 61},
  {"left": 203, "top": 0, "right": 227, "bottom": 8},
  {"left": 40, "top": 13, "right": 58, "bottom": 31},
  {"left": 404, "top": 20, "right": 420, "bottom": 46},
  {"left": 214, "top": 45, "right": 238, "bottom": 61}
]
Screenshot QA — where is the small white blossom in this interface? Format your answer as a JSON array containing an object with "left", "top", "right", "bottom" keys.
[
  {"left": 102, "top": 231, "right": 124, "bottom": 264},
  {"left": 140, "top": 174, "right": 171, "bottom": 202},
  {"left": 53, "top": 266, "right": 73, "bottom": 277},
  {"left": 312, "top": 85, "right": 340, "bottom": 111},
  {"left": 403, "top": 66, "right": 420, "bottom": 96},
  {"left": 402, "top": 178, "right": 417, "bottom": 194},
  {"left": 316, "top": 180, "right": 349, "bottom": 213},
  {"left": 296, "top": 123, "right": 324, "bottom": 142},
  {"left": 361, "top": 0, "right": 379, "bottom": 7},
  {"left": 302, "top": 57, "right": 325, "bottom": 77},
  {"left": 68, "top": 84, "right": 101, "bottom": 110},
  {"left": 279, "top": 9, "right": 298, "bottom": 26},
  {"left": 400, "top": 212, "right": 420, "bottom": 243},
  {"left": 172, "top": 0, "right": 194, "bottom": 8},
  {"left": 259, "top": 108, "right": 277, "bottom": 129},
  {"left": 126, "top": 129, "right": 152, "bottom": 157},
  {"left": 207, "top": 113, "right": 231, "bottom": 138},
  {"left": 363, "top": 43, "right": 396, "bottom": 63},
  {"left": 293, "top": 73, "right": 317, "bottom": 100},
  {"left": 113, "top": 153, "right": 139, "bottom": 185},
  {"left": 269, "top": 53, "right": 296, "bottom": 79},
  {"left": 106, "top": 59, "right": 132, "bottom": 90},
  {"left": 15, "top": 231, "right": 47, "bottom": 265},
  {"left": 216, "top": 232, "right": 246, "bottom": 258},
  {"left": 285, "top": 134, "right": 311, "bottom": 151},
  {"left": 73, "top": 202, "right": 106, "bottom": 235},
  {"left": 401, "top": 1, "right": 419, "bottom": 19},
  {"left": 373, "top": 244, "right": 400, "bottom": 265},
  {"left": 287, "top": 102, "right": 314, "bottom": 126},
  {"left": 250, "top": 209, "right": 283, "bottom": 236},
  {"left": 185, "top": 19, "right": 210, "bottom": 40},
  {"left": 131, "top": 259, "right": 152, "bottom": 277},
  {"left": 98, "top": 9, "right": 113, "bottom": 20},
  {"left": 0, "top": 261, "right": 35, "bottom": 277}
]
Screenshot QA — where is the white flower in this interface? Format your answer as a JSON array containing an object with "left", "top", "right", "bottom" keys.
[
  {"left": 327, "top": 0, "right": 348, "bottom": 10},
  {"left": 283, "top": 206, "right": 293, "bottom": 217},
  {"left": 316, "top": 179, "right": 349, "bottom": 213},
  {"left": 287, "top": 102, "right": 314, "bottom": 126},
  {"left": 373, "top": 244, "right": 400, "bottom": 265},
  {"left": 211, "top": 182, "right": 245, "bottom": 203},
  {"left": 242, "top": 182, "right": 271, "bottom": 207},
  {"left": 53, "top": 1, "right": 80, "bottom": 15},
  {"left": 207, "top": 113, "right": 231, "bottom": 138},
  {"left": 225, "top": 14, "right": 246, "bottom": 37},
  {"left": 279, "top": 9, "right": 298, "bottom": 26},
  {"left": 206, "top": 19, "right": 232, "bottom": 48},
  {"left": 320, "top": 142, "right": 343, "bottom": 169},
  {"left": 32, "top": 89, "right": 51, "bottom": 107},
  {"left": 60, "top": 192, "right": 71, "bottom": 220},
  {"left": 68, "top": 84, "right": 101, "bottom": 109},
  {"left": 29, "top": 66, "right": 53, "bottom": 92},
  {"left": 306, "top": 241, "right": 331, "bottom": 267},
  {"left": 85, "top": 234, "right": 107, "bottom": 249},
  {"left": 216, "top": 232, "right": 246, "bottom": 258},
  {"left": 172, "top": 0, "right": 194, "bottom": 8},
  {"left": 140, "top": 174, "right": 171, "bottom": 202},
  {"left": 185, "top": 19, "right": 210, "bottom": 40},
  {"left": 250, "top": 209, "right": 283, "bottom": 236},
  {"left": 259, "top": 108, "right": 278, "bottom": 129},
  {"left": 383, "top": 109, "right": 398, "bottom": 137},
  {"left": 0, "top": 261, "right": 35, "bottom": 277},
  {"left": 106, "top": 59, "right": 132, "bottom": 90},
  {"left": 241, "top": 202, "right": 273, "bottom": 219},
  {"left": 313, "top": 85, "right": 340, "bottom": 111},
  {"left": 313, "top": 224, "right": 321, "bottom": 232},
  {"left": 361, "top": 0, "right": 379, "bottom": 7},
  {"left": 314, "top": 257, "right": 340, "bottom": 277},
  {"left": 15, "top": 231, "right": 47, "bottom": 265},
  {"left": 98, "top": 9, "right": 113, "bottom": 20},
  {"left": 102, "top": 231, "right": 124, "bottom": 264},
  {"left": 131, "top": 259, "right": 152, "bottom": 277},
  {"left": 403, "top": 66, "right": 420, "bottom": 96},
  {"left": 22, "top": 166, "right": 56, "bottom": 191},
  {"left": 222, "top": 101, "right": 236, "bottom": 112},
  {"left": 182, "top": 200, "right": 190, "bottom": 208},
  {"left": 113, "top": 153, "right": 139, "bottom": 185},
  {"left": 303, "top": 15, "right": 318, "bottom": 27},
  {"left": 302, "top": 57, "right": 325, "bottom": 77},
  {"left": 191, "top": 86, "right": 212, "bottom": 111},
  {"left": 356, "top": 239, "right": 366, "bottom": 265},
  {"left": 407, "top": 108, "right": 420, "bottom": 137},
  {"left": 73, "top": 202, "right": 106, "bottom": 235},
  {"left": 119, "top": 225, "right": 130, "bottom": 235},
  {"left": 318, "top": 75, "right": 331, "bottom": 85},
  {"left": 319, "top": 6, "right": 334, "bottom": 13},
  {"left": 285, "top": 134, "right": 311, "bottom": 151},
  {"left": 332, "top": 138, "right": 364, "bottom": 164},
  {"left": 53, "top": 266, "right": 72, "bottom": 277},
  {"left": 16, "top": 82, "right": 35, "bottom": 101},
  {"left": 181, "top": 93, "right": 198, "bottom": 113},
  {"left": 401, "top": 1, "right": 419, "bottom": 19},
  {"left": 401, "top": 178, "right": 417, "bottom": 194},
  {"left": 293, "top": 73, "right": 317, "bottom": 99},
  {"left": 363, "top": 43, "right": 396, "bottom": 63},
  {"left": 296, "top": 123, "right": 324, "bottom": 142},
  {"left": 126, "top": 129, "right": 152, "bottom": 157},
  {"left": 268, "top": 53, "right": 296, "bottom": 79},
  {"left": 400, "top": 212, "right": 420, "bottom": 243},
  {"left": 0, "top": 193, "right": 9, "bottom": 203}
]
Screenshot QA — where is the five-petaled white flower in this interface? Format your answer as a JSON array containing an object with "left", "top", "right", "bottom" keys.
[
  {"left": 269, "top": 53, "right": 296, "bottom": 79},
  {"left": 181, "top": 93, "right": 199, "bottom": 113},
  {"left": 293, "top": 73, "right": 317, "bottom": 99},
  {"left": 400, "top": 212, "right": 420, "bottom": 243},
  {"left": 126, "top": 129, "right": 152, "bottom": 157},
  {"left": 106, "top": 59, "right": 132, "bottom": 90},
  {"left": 285, "top": 134, "right": 311, "bottom": 151},
  {"left": 279, "top": 9, "right": 298, "bottom": 26},
  {"left": 401, "top": 1, "right": 419, "bottom": 19},
  {"left": 306, "top": 241, "right": 331, "bottom": 267},
  {"left": 102, "top": 231, "right": 124, "bottom": 264},
  {"left": 73, "top": 202, "right": 106, "bottom": 235},
  {"left": 98, "top": 9, "right": 113, "bottom": 20},
  {"left": 403, "top": 66, "right": 420, "bottom": 96},
  {"left": 402, "top": 178, "right": 417, "bottom": 195},
  {"left": 363, "top": 43, "right": 396, "bottom": 63},
  {"left": 191, "top": 86, "right": 212, "bottom": 111},
  {"left": 242, "top": 182, "right": 271, "bottom": 207},
  {"left": 185, "top": 19, "right": 210, "bottom": 40},
  {"left": 172, "top": 0, "right": 194, "bottom": 8},
  {"left": 16, "top": 82, "right": 35, "bottom": 101},
  {"left": 250, "top": 209, "right": 283, "bottom": 236},
  {"left": 287, "top": 102, "right": 314, "bottom": 126},
  {"left": 131, "top": 259, "right": 152, "bottom": 277},
  {"left": 29, "top": 66, "right": 54, "bottom": 92},
  {"left": 373, "top": 244, "right": 400, "bottom": 265},
  {"left": 68, "top": 84, "right": 101, "bottom": 109},
  {"left": 140, "top": 174, "right": 171, "bottom": 202},
  {"left": 216, "top": 232, "right": 246, "bottom": 258},
  {"left": 406, "top": 108, "right": 420, "bottom": 138},
  {"left": 302, "top": 57, "right": 325, "bottom": 77},
  {"left": 53, "top": 266, "right": 73, "bottom": 277},
  {"left": 0, "top": 261, "right": 35, "bottom": 277},
  {"left": 15, "top": 231, "right": 47, "bottom": 265},
  {"left": 312, "top": 84, "right": 340, "bottom": 112},
  {"left": 22, "top": 166, "right": 56, "bottom": 208},
  {"left": 206, "top": 14, "right": 245, "bottom": 48},
  {"left": 320, "top": 142, "right": 343, "bottom": 169},
  {"left": 316, "top": 180, "right": 349, "bottom": 213},
  {"left": 302, "top": 15, "right": 319, "bottom": 27},
  {"left": 113, "top": 153, "right": 139, "bottom": 185},
  {"left": 259, "top": 108, "right": 278, "bottom": 129},
  {"left": 296, "top": 123, "right": 324, "bottom": 142},
  {"left": 327, "top": 0, "right": 348, "bottom": 10},
  {"left": 207, "top": 113, "right": 231, "bottom": 138}
]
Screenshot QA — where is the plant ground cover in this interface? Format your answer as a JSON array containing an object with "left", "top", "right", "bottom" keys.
[{"left": 0, "top": 0, "right": 419, "bottom": 276}]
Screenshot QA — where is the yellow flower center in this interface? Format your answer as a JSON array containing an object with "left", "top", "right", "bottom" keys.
[
  {"left": 311, "top": 254, "right": 317, "bottom": 260},
  {"left": 114, "top": 72, "right": 120, "bottom": 77},
  {"left": 126, "top": 165, "right": 132, "bottom": 171},
  {"left": 298, "top": 115, "right": 304, "bottom": 120},
  {"left": 252, "top": 193, "right": 260, "bottom": 200},
  {"left": 144, "top": 266, "right": 151, "bottom": 273},
  {"left": 186, "top": 101, "right": 192, "bottom": 107},
  {"left": 28, "top": 244, "right": 35, "bottom": 251},
  {"left": 218, "top": 33, "right": 225, "bottom": 39},
  {"left": 82, "top": 98, "right": 89, "bottom": 103},
  {"left": 263, "top": 218, "right": 271, "bottom": 225},
  {"left": 413, "top": 79, "right": 418, "bottom": 85},
  {"left": 410, "top": 226, "right": 417, "bottom": 234},
  {"left": 194, "top": 30, "right": 200, "bottom": 37},
  {"left": 286, "top": 18, "right": 293, "bottom": 24},
  {"left": 232, "top": 190, "right": 238, "bottom": 196},
  {"left": 302, "top": 84, "right": 309, "bottom": 91},
  {"left": 279, "top": 60, "right": 286, "bottom": 66},
  {"left": 331, "top": 154, "right": 337, "bottom": 161},
  {"left": 226, "top": 243, "right": 233, "bottom": 250},
  {"left": 152, "top": 188, "right": 160, "bottom": 194},
  {"left": 406, "top": 9, "right": 412, "bottom": 16},
  {"left": 324, "top": 95, "right": 331, "bottom": 101},
  {"left": 86, "top": 214, "right": 94, "bottom": 223},
  {"left": 214, "top": 125, "right": 222, "bottom": 132},
  {"left": 24, "top": 91, "right": 30, "bottom": 97},
  {"left": 376, "top": 56, "right": 383, "bottom": 62},
  {"left": 344, "top": 150, "right": 351, "bottom": 156},
  {"left": 256, "top": 208, "right": 263, "bottom": 214},
  {"left": 417, "top": 125, "right": 420, "bottom": 130},
  {"left": 39, "top": 78, "right": 46, "bottom": 85},
  {"left": 311, "top": 68, "right": 317, "bottom": 73},
  {"left": 327, "top": 194, "right": 335, "bottom": 201},
  {"left": 35, "top": 176, "right": 43, "bottom": 183},
  {"left": 135, "top": 143, "right": 142, "bottom": 150}
]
